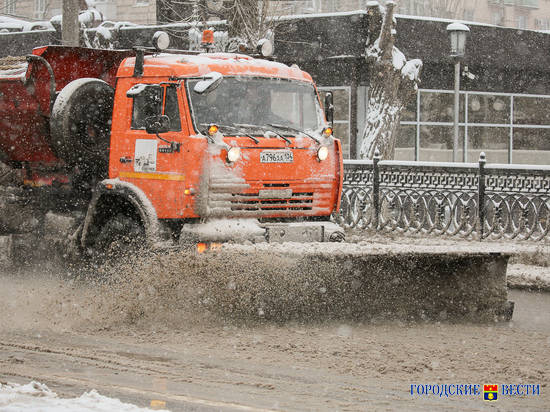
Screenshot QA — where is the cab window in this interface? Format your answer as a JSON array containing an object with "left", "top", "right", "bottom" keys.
[
  {"left": 164, "top": 86, "right": 181, "bottom": 131},
  {"left": 131, "top": 85, "right": 181, "bottom": 131}
]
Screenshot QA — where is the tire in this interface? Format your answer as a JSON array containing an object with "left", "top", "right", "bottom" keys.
[
  {"left": 49, "top": 78, "right": 114, "bottom": 176},
  {"left": 93, "top": 213, "right": 145, "bottom": 258}
]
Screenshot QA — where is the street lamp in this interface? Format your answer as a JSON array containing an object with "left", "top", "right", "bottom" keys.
[{"left": 446, "top": 22, "right": 470, "bottom": 162}]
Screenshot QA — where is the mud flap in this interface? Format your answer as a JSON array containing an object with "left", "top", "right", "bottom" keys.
[{"left": 498, "top": 300, "right": 515, "bottom": 321}]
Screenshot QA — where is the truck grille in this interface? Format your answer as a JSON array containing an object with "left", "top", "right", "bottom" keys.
[
  {"left": 230, "top": 190, "right": 314, "bottom": 211},
  {"left": 207, "top": 180, "right": 335, "bottom": 217}
]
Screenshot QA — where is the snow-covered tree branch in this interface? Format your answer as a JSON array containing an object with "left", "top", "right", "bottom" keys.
[{"left": 359, "top": 0, "right": 422, "bottom": 160}]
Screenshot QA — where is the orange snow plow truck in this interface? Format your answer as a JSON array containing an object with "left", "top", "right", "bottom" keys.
[
  {"left": 0, "top": 42, "right": 344, "bottom": 258},
  {"left": 0, "top": 41, "right": 515, "bottom": 321}
]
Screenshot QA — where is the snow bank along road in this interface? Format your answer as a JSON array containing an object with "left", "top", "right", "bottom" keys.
[
  {"left": 0, "top": 240, "right": 549, "bottom": 411},
  {"left": 0, "top": 381, "right": 163, "bottom": 411}
]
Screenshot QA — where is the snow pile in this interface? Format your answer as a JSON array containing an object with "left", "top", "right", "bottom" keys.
[
  {"left": 507, "top": 264, "right": 550, "bottom": 291},
  {"left": 85, "top": 239, "right": 511, "bottom": 325},
  {"left": 0, "top": 381, "right": 167, "bottom": 411}
]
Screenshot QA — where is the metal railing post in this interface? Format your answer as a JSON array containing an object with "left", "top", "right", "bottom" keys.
[
  {"left": 373, "top": 149, "right": 381, "bottom": 230},
  {"left": 478, "top": 152, "right": 486, "bottom": 241}
]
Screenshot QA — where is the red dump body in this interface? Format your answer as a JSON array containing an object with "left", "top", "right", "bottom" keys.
[{"left": 0, "top": 46, "right": 132, "bottom": 167}]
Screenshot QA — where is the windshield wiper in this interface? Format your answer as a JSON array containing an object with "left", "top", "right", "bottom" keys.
[
  {"left": 234, "top": 123, "right": 292, "bottom": 145},
  {"left": 200, "top": 123, "right": 259, "bottom": 144},
  {"left": 267, "top": 123, "right": 320, "bottom": 145}
]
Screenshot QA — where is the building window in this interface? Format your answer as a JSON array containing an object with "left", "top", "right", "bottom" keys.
[
  {"left": 35, "top": 0, "right": 46, "bottom": 18},
  {"left": 535, "top": 18, "right": 550, "bottom": 30},
  {"left": 517, "top": 14, "right": 527, "bottom": 29},
  {"left": 463, "top": 9, "right": 474, "bottom": 21},
  {"left": 413, "top": 0, "right": 425, "bottom": 16},
  {"left": 5, "top": 0, "right": 16, "bottom": 14},
  {"left": 398, "top": 0, "right": 412, "bottom": 14},
  {"left": 398, "top": 89, "right": 550, "bottom": 164},
  {"left": 516, "top": 0, "right": 539, "bottom": 8}
]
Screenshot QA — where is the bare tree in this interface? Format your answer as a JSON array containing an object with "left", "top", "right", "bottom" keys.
[
  {"left": 359, "top": 0, "right": 422, "bottom": 160},
  {"left": 157, "top": 0, "right": 285, "bottom": 51}
]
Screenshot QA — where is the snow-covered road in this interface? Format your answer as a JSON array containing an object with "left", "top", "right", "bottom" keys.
[
  {"left": 0, "top": 276, "right": 548, "bottom": 411},
  {"left": 0, "top": 238, "right": 548, "bottom": 411}
]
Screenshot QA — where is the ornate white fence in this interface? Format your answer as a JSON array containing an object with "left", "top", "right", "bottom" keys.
[{"left": 337, "top": 152, "right": 550, "bottom": 241}]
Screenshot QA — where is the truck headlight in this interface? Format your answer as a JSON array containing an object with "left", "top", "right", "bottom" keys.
[
  {"left": 317, "top": 146, "right": 329, "bottom": 161},
  {"left": 227, "top": 147, "right": 241, "bottom": 163}
]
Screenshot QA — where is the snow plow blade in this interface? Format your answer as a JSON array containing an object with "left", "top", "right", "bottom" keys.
[{"left": 190, "top": 243, "right": 513, "bottom": 322}]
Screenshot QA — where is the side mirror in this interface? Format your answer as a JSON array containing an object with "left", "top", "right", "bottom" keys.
[
  {"left": 324, "top": 92, "right": 334, "bottom": 127},
  {"left": 193, "top": 72, "right": 223, "bottom": 95},
  {"left": 127, "top": 83, "right": 162, "bottom": 98},
  {"left": 145, "top": 115, "right": 171, "bottom": 134}
]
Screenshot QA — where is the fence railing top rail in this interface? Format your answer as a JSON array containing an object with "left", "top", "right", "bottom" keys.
[
  {"left": 344, "top": 159, "right": 479, "bottom": 173},
  {"left": 344, "top": 159, "right": 550, "bottom": 175},
  {"left": 485, "top": 163, "right": 550, "bottom": 174}
]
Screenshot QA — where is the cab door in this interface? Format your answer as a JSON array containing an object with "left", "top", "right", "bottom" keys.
[{"left": 109, "top": 81, "right": 186, "bottom": 218}]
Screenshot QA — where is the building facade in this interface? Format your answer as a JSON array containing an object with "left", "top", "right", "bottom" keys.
[
  {"left": 0, "top": 0, "right": 156, "bottom": 24},
  {"left": 4, "top": 0, "right": 550, "bottom": 31}
]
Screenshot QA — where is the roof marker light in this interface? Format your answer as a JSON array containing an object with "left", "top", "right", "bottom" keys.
[
  {"left": 152, "top": 31, "right": 170, "bottom": 51},
  {"left": 257, "top": 39, "right": 273, "bottom": 57},
  {"left": 208, "top": 125, "right": 219, "bottom": 135},
  {"left": 202, "top": 29, "right": 215, "bottom": 45}
]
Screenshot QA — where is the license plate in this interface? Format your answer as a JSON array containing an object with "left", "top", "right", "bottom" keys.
[
  {"left": 259, "top": 189, "right": 293, "bottom": 199},
  {"left": 260, "top": 150, "right": 293, "bottom": 163}
]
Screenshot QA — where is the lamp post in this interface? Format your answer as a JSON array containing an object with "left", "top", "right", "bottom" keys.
[{"left": 446, "top": 22, "right": 470, "bottom": 162}]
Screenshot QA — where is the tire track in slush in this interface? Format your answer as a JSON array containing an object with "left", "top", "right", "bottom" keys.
[
  {"left": 0, "top": 369, "right": 278, "bottom": 412},
  {"left": 0, "top": 337, "right": 326, "bottom": 411},
  {"left": 0, "top": 340, "right": 185, "bottom": 379},
  {"left": 0, "top": 339, "right": 297, "bottom": 389}
]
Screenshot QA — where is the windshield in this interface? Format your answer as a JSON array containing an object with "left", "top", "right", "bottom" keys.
[{"left": 187, "top": 77, "right": 322, "bottom": 134}]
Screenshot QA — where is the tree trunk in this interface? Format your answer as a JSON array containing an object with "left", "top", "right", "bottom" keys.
[
  {"left": 62, "top": 0, "right": 80, "bottom": 46},
  {"left": 360, "top": 72, "right": 403, "bottom": 160},
  {"left": 359, "top": 1, "right": 422, "bottom": 160}
]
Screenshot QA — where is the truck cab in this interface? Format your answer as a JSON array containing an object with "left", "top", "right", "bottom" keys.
[{"left": 83, "top": 51, "right": 343, "bottom": 247}]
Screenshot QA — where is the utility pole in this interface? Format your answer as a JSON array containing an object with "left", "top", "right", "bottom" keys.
[{"left": 62, "top": 0, "right": 80, "bottom": 46}]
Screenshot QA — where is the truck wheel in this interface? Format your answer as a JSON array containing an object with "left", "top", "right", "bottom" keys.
[
  {"left": 50, "top": 78, "right": 114, "bottom": 176},
  {"left": 93, "top": 213, "right": 145, "bottom": 258}
]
